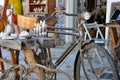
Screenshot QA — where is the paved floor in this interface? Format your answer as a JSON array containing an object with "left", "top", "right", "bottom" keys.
[
  {"left": 0, "top": 43, "right": 77, "bottom": 80},
  {"left": 0, "top": 43, "right": 119, "bottom": 80}
]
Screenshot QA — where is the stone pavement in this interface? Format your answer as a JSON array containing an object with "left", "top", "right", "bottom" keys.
[
  {"left": 0, "top": 42, "right": 119, "bottom": 80},
  {"left": 0, "top": 43, "right": 78, "bottom": 80}
]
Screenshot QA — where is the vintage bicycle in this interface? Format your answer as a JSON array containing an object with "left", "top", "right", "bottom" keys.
[
  {"left": 44, "top": 9, "right": 119, "bottom": 80},
  {"left": 0, "top": 8, "right": 119, "bottom": 80}
]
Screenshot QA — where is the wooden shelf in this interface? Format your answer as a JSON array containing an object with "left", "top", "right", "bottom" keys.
[
  {"left": 28, "top": 0, "right": 56, "bottom": 16},
  {"left": 25, "top": 12, "right": 48, "bottom": 16}
]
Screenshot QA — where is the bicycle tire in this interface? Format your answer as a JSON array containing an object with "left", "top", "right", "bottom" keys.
[{"left": 74, "top": 43, "right": 119, "bottom": 80}]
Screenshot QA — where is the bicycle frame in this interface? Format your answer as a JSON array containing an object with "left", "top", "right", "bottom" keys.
[
  {"left": 34, "top": 9, "right": 95, "bottom": 79},
  {"left": 55, "top": 40, "right": 78, "bottom": 66},
  {"left": 46, "top": 10, "right": 89, "bottom": 68},
  {"left": 46, "top": 26, "right": 88, "bottom": 67},
  {"left": 47, "top": 27, "right": 79, "bottom": 67},
  {"left": 45, "top": 22, "right": 95, "bottom": 80}
]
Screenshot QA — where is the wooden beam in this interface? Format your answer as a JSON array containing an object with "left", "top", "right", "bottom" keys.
[
  {"left": 9, "top": 49, "right": 16, "bottom": 65},
  {"left": 10, "top": 49, "right": 21, "bottom": 80},
  {"left": 109, "top": 27, "right": 118, "bottom": 48},
  {"left": 23, "top": 50, "right": 45, "bottom": 80},
  {"left": 0, "top": 48, "right": 4, "bottom": 73}
]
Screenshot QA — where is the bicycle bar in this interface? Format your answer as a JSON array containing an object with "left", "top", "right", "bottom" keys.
[
  {"left": 62, "top": 12, "right": 79, "bottom": 17},
  {"left": 47, "top": 31, "right": 79, "bottom": 37},
  {"left": 47, "top": 26, "right": 79, "bottom": 32},
  {"left": 37, "top": 11, "right": 80, "bottom": 21}
]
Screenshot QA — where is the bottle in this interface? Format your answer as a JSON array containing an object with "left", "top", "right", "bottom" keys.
[{"left": 42, "top": 20, "right": 47, "bottom": 37}]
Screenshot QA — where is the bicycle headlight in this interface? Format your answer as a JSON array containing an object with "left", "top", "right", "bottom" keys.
[{"left": 82, "top": 12, "right": 91, "bottom": 20}]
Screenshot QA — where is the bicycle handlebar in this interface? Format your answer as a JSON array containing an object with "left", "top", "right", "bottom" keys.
[{"left": 37, "top": 8, "right": 81, "bottom": 21}]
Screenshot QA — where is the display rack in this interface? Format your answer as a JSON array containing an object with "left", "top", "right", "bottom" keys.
[{"left": 27, "top": 0, "right": 56, "bottom": 16}]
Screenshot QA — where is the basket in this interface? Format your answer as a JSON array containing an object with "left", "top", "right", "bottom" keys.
[{"left": 17, "top": 15, "right": 38, "bottom": 30}]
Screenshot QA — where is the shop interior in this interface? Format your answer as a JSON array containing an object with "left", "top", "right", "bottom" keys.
[{"left": 0, "top": 0, "right": 120, "bottom": 80}]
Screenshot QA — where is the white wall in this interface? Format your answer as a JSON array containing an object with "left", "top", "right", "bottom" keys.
[
  {"left": 65, "top": 0, "right": 77, "bottom": 43},
  {"left": 0, "top": 0, "right": 5, "bottom": 6}
]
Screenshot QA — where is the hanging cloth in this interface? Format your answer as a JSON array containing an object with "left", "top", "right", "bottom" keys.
[{"left": 9, "top": 0, "right": 23, "bottom": 14}]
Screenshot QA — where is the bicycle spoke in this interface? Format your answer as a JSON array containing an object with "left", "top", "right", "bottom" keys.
[{"left": 75, "top": 43, "right": 119, "bottom": 80}]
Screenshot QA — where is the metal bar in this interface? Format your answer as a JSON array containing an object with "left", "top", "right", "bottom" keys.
[
  {"left": 16, "top": 50, "right": 19, "bottom": 64},
  {"left": 47, "top": 31, "right": 79, "bottom": 37},
  {"left": 55, "top": 41, "right": 78, "bottom": 66},
  {"left": 47, "top": 26, "right": 79, "bottom": 32},
  {"left": 47, "top": 48, "right": 52, "bottom": 63}
]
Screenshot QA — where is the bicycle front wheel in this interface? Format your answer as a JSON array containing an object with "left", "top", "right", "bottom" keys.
[{"left": 74, "top": 43, "right": 119, "bottom": 80}]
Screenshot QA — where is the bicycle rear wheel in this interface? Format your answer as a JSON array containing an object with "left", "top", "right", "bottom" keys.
[{"left": 74, "top": 43, "right": 119, "bottom": 80}]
